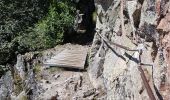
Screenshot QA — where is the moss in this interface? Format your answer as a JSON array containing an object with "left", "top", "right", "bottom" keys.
[
  {"left": 13, "top": 73, "right": 23, "bottom": 95},
  {"left": 33, "top": 64, "right": 42, "bottom": 81},
  {"left": 33, "top": 64, "right": 41, "bottom": 74},
  {"left": 36, "top": 51, "right": 43, "bottom": 57}
]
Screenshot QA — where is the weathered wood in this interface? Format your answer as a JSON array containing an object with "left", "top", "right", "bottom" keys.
[{"left": 44, "top": 48, "right": 88, "bottom": 69}]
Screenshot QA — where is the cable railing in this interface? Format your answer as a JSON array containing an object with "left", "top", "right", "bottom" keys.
[{"left": 96, "top": 32, "right": 156, "bottom": 100}]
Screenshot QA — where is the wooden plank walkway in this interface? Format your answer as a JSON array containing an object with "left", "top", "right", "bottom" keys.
[{"left": 44, "top": 48, "right": 88, "bottom": 69}]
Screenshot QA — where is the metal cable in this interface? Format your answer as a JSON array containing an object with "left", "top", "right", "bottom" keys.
[
  {"left": 97, "top": 32, "right": 156, "bottom": 100},
  {"left": 96, "top": 32, "right": 138, "bottom": 51}
]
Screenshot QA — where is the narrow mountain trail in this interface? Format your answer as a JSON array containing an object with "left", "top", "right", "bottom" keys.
[
  {"left": 37, "top": 69, "right": 94, "bottom": 99},
  {"left": 34, "top": 44, "right": 104, "bottom": 99}
]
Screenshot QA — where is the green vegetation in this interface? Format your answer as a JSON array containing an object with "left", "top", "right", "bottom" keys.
[
  {"left": 33, "top": 64, "right": 41, "bottom": 74},
  {"left": 16, "top": 1, "right": 75, "bottom": 51},
  {"left": 0, "top": 66, "right": 5, "bottom": 77},
  {"left": 0, "top": 65, "right": 8, "bottom": 77},
  {"left": 33, "top": 64, "right": 42, "bottom": 80},
  {"left": 0, "top": 0, "right": 76, "bottom": 65},
  {"left": 13, "top": 73, "right": 23, "bottom": 95}
]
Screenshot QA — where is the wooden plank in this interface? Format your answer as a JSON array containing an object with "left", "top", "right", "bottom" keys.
[{"left": 44, "top": 48, "right": 88, "bottom": 69}]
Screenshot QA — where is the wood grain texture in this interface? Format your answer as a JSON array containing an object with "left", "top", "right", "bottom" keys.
[{"left": 44, "top": 49, "right": 88, "bottom": 69}]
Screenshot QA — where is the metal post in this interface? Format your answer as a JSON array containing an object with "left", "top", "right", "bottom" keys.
[{"left": 138, "top": 50, "right": 156, "bottom": 100}]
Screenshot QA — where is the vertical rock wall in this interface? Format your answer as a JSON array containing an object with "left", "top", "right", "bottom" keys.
[
  {"left": 0, "top": 53, "right": 41, "bottom": 100},
  {"left": 89, "top": 0, "right": 170, "bottom": 99}
]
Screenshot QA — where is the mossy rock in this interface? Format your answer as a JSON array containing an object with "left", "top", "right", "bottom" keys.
[
  {"left": 13, "top": 73, "right": 23, "bottom": 95},
  {"left": 33, "top": 64, "right": 42, "bottom": 81}
]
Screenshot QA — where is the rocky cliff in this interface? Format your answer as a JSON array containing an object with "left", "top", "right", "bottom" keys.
[
  {"left": 1, "top": 0, "right": 170, "bottom": 100},
  {"left": 89, "top": 0, "right": 170, "bottom": 99}
]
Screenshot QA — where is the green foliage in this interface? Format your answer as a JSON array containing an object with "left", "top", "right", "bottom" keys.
[
  {"left": 0, "top": 65, "right": 9, "bottom": 77},
  {"left": 33, "top": 64, "right": 41, "bottom": 74},
  {"left": 16, "top": 1, "right": 75, "bottom": 51},
  {"left": 35, "top": 3, "right": 74, "bottom": 47},
  {"left": 0, "top": 0, "right": 76, "bottom": 64},
  {"left": 14, "top": 73, "right": 23, "bottom": 95},
  {"left": 0, "top": 0, "right": 50, "bottom": 36},
  {"left": 26, "top": 1, "right": 74, "bottom": 50},
  {"left": 33, "top": 64, "right": 42, "bottom": 81},
  {"left": 0, "top": 65, "right": 5, "bottom": 77},
  {"left": 0, "top": 0, "right": 50, "bottom": 64}
]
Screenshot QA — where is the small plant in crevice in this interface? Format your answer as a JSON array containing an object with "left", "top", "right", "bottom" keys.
[
  {"left": 13, "top": 73, "right": 23, "bottom": 95},
  {"left": 33, "top": 64, "right": 42, "bottom": 81}
]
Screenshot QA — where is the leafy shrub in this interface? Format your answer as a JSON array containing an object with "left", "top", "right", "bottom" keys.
[
  {"left": 0, "top": 0, "right": 76, "bottom": 65},
  {"left": 0, "top": 65, "right": 6, "bottom": 77},
  {"left": 15, "top": 1, "right": 75, "bottom": 51},
  {"left": 0, "top": 0, "right": 50, "bottom": 64}
]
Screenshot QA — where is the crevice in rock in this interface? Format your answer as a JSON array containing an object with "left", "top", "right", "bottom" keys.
[
  {"left": 138, "top": 0, "right": 144, "bottom": 5},
  {"left": 132, "top": 8, "right": 141, "bottom": 28},
  {"left": 123, "top": 10, "right": 130, "bottom": 19},
  {"left": 63, "top": 0, "right": 96, "bottom": 44},
  {"left": 151, "top": 41, "right": 158, "bottom": 61}
]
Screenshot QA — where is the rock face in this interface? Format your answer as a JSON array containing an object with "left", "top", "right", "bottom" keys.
[
  {"left": 89, "top": 0, "right": 170, "bottom": 99},
  {"left": 0, "top": 44, "right": 97, "bottom": 100},
  {"left": 1, "top": 0, "right": 170, "bottom": 100},
  {"left": 0, "top": 52, "right": 41, "bottom": 100},
  {"left": 0, "top": 71, "right": 13, "bottom": 100}
]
